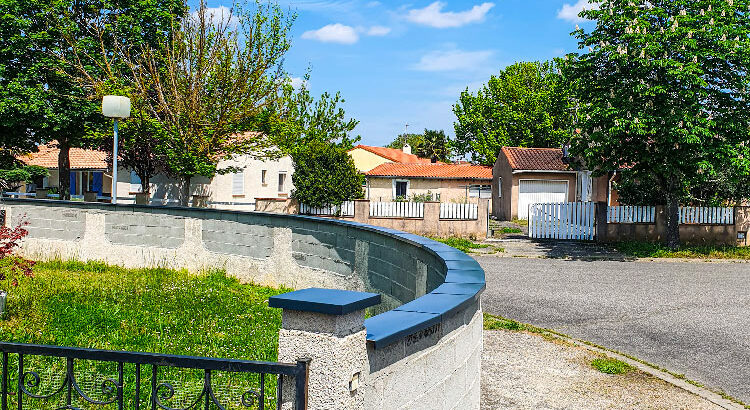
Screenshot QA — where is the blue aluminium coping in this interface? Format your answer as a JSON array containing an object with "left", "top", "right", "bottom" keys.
[
  {"left": 268, "top": 288, "right": 381, "bottom": 315},
  {"left": 3, "top": 198, "right": 486, "bottom": 350}
]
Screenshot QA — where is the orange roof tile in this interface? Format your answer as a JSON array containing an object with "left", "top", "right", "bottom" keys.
[
  {"left": 20, "top": 142, "right": 108, "bottom": 170},
  {"left": 366, "top": 163, "right": 492, "bottom": 180},
  {"left": 501, "top": 146, "right": 573, "bottom": 172},
  {"left": 350, "top": 145, "right": 434, "bottom": 164}
]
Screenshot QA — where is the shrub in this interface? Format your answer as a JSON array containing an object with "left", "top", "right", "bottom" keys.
[{"left": 0, "top": 220, "right": 34, "bottom": 289}]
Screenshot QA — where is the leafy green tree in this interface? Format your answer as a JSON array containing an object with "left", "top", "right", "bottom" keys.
[
  {"left": 567, "top": 0, "right": 750, "bottom": 249},
  {"left": 386, "top": 133, "right": 425, "bottom": 150},
  {"left": 0, "top": 166, "right": 48, "bottom": 192},
  {"left": 65, "top": 1, "right": 295, "bottom": 205},
  {"left": 291, "top": 140, "right": 364, "bottom": 208},
  {"left": 453, "top": 60, "right": 574, "bottom": 165},
  {"left": 418, "top": 129, "right": 451, "bottom": 163},
  {"left": 385, "top": 129, "right": 451, "bottom": 162}
]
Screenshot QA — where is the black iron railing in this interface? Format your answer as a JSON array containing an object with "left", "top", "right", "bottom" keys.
[{"left": 0, "top": 342, "right": 309, "bottom": 410}]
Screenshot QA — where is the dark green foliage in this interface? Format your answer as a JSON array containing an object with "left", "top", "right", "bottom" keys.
[
  {"left": 0, "top": 165, "right": 47, "bottom": 191},
  {"left": 385, "top": 129, "right": 452, "bottom": 162},
  {"left": 567, "top": 0, "right": 750, "bottom": 248},
  {"left": 453, "top": 60, "right": 574, "bottom": 165},
  {"left": 291, "top": 140, "right": 364, "bottom": 207}
]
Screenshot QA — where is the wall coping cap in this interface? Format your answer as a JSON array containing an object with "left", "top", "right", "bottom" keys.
[{"left": 269, "top": 288, "right": 381, "bottom": 315}]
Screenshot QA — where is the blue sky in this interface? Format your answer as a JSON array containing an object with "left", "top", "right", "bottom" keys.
[{"left": 204, "top": 0, "right": 595, "bottom": 146}]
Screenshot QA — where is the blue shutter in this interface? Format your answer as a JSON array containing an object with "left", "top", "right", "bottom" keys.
[
  {"left": 92, "top": 172, "right": 103, "bottom": 194},
  {"left": 70, "top": 172, "right": 77, "bottom": 196}
]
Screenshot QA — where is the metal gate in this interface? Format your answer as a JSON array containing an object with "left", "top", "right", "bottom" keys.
[{"left": 528, "top": 202, "right": 596, "bottom": 240}]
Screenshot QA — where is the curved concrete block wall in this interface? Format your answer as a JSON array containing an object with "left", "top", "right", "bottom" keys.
[{"left": 1, "top": 199, "right": 484, "bottom": 409}]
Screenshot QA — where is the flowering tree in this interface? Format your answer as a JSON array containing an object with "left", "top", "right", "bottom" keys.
[
  {"left": 567, "top": 0, "right": 750, "bottom": 248},
  {"left": 0, "top": 220, "right": 34, "bottom": 289}
]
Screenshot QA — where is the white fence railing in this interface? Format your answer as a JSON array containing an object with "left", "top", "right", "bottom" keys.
[
  {"left": 299, "top": 201, "right": 355, "bottom": 217},
  {"left": 607, "top": 206, "right": 656, "bottom": 223},
  {"left": 440, "top": 203, "right": 478, "bottom": 220},
  {"left": 529, "top": 202, "right": 596, "bottom": 240},
  {"left": 369, "top": 201, "right": 424, "bottom": 218},
  {"left": 679, "top": 206, "right": 734, "bottom": 225}
]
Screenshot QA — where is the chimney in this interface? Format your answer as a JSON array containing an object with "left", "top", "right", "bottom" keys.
[{"left": 402, "top": 143, "right": 412, "bottom": 155}]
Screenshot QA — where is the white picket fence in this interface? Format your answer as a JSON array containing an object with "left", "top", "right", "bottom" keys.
[
  {"left": 299, "top": 201, "right": 355, "bottom": 217},
  {"left": 440, "top": 203, "right": 479, "bottom": 220},
  {"left": 529, "top": 202, "right": 596, "bottom": 240},
  {"left": 607, "top": 206, "right": 656, "bottom": 223},
  {"left": 369, "top": 201, "right": 424, "bottom": 218},
  {"left": 679, "top": 206, "right": 734, "bottom": 225}
]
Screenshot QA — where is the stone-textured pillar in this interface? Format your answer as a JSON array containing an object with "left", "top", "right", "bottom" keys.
[
  {"left": 353, "top": 200, "right": 370, "bottom": 224},
  {"left": 423, "top": 201, "right": 441, "bottom": 236},
  {"left": 270, "top": 288, "right": 381, "bottom": 409}
]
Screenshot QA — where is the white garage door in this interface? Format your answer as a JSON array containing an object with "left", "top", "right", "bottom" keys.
[{"left": 518, "top": 180, "right": 569, "bottom": 219}]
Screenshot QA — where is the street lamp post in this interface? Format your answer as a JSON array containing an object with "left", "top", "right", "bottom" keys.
[{"left": 102, "top": 96, "right": 131, "bottom": 204}]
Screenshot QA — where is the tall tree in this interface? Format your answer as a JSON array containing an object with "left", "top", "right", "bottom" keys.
[
  {"left": 64, "top": 1, "right": 296, "bottom": 205},
  {"left": 567, "top": 0, "right": 750, "bottom": 249},
  {"left": 385, "top": 133, "right": 424, "bottom": 151},
  {"left": 453, "top": 60, "right": 574, "bottom": 165},
  {"left": 0, "top": 0, "right": 109, "bottom": 199},
  {"left": 417, "top": 129, "right": 450, "bottom": 163}
]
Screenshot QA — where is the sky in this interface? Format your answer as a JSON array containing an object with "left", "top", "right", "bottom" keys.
[{"left": 202, "top": 0, "right": 596, "bottom": 147}]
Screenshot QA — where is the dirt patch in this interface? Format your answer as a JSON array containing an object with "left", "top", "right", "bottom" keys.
[{"left": 481, "top": 329, "right": 721, "bottom": 409}]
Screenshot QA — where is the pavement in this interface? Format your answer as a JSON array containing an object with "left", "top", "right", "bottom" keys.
[{"left": 476, "top": 251, "right": 750, "bottom": 404}]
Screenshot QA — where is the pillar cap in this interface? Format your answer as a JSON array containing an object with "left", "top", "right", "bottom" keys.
[{"left": 269, "top": 288, "right": 381, "bottom": 315}]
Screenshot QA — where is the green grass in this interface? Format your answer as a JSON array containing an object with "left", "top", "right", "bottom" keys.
[
  {"left": 497, "top": 227, "right": 522, "bottom": 234},
  {"left": 615, "top": 241, "right": 750, "bottom": 259},
  {"left": 0, "top": 260, "right": 287, "bottom": 409},
  {"left": 591, "top": 357, "right": 634, "bottom": 375},
  {"left": 511, "top": 218, "right": 529, "bottom": 227},
  {"left": 431, "top": 236, "right": 490, "bottom": 253}
]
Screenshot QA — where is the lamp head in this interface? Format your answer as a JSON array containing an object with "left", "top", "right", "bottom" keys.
[{"left": 102, "top": 96, "right": 131, "bottom": 119}]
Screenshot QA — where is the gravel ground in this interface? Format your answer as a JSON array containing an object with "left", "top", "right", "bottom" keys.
[{"left": 481, "top": 329, "right": 721, "bottom": 410}]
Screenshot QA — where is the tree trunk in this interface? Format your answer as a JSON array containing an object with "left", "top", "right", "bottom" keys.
[
  {"left": 181, "top": 175, "right": 191, "bottom": 207},
  {"left": 138, "top": 171, "right": 151, "bottom": 195},
  {"left": 665, "top": 191, "right": 680, "bottom": 250},
  {"left": 58, "top": 140, "right": 71, "bottom": 200}
]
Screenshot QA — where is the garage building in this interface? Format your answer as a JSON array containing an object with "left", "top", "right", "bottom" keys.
[{"left": 491, "top": 146, "right": 616, "bottom": 220}]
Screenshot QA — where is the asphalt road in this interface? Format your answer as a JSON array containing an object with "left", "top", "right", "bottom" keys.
[{"left": 476, "top": 256, "right": 750, "bottom": 404}]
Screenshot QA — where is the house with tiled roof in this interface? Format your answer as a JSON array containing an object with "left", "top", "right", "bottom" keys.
[
  {"left": 17, "top": 139, "right": 294, "bottom": 209},
  {"left": 347, "top": 144, "right": 434, "bottom": 173},
  {"left": 492, "top": 146, "right": 616, "bottom": 220},
  {"left": 19, "top": 142, "right": 110, "bottom": 197},
  {"left": 365, "top": 162, "right": 493, "bottom": 204}
]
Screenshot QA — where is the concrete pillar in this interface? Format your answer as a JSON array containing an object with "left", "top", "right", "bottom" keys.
[
  {"left": 270, "top": 288, "right": 381, "bottom": 409},
  {"left": 353, "top": 200, "right": 370, "bottom": 224},
  {"left": 423, "top": 201, "right": 440, "bottom": 236}
]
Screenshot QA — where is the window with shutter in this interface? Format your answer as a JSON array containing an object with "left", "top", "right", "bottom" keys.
[{"left": 232, "top": 171, "right": 244, "bottom": 196}]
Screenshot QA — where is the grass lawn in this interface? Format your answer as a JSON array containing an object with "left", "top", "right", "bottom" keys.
[
  {"left": 615, "top": 241, "right": 750, "bottom": 259},
  {"left": 0, "top": 260, "right": 287, "bottom": 408},
  {"left": 431, "top": 236, "right": 504, "bottom": 254}
]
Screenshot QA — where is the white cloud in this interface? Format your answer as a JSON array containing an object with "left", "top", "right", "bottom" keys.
[
  {"left": 366, "top": 1, "right": 381, "bottom": 7},
  {"left": 557, "top": 0, "right": 599, "bottom": 23},
  {"left": 412, "top": 49, "right": 494, "bottom": 72},
  {"left": 190, "top": 6, "right": 237, "bottom": 27},
  {"left": 405, "top": 2, "right": 495, "bottom": 28},
  {"left": 289, "top": 77, "right": 307, "bottom": 89},
  {"left": 301, "top": 23, "right": 359, "bottom": 44},
  {"left": 367, "top": 25, "right": 391, "bottom": 36}
]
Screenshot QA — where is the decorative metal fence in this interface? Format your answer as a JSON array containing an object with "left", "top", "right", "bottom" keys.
[
  {"left": 299, "top": 201, "right": 354, "bottom": 217},
  {"left": 439, "top": 203, "right": 478, "bottom": 220},
  {"left": 528, "top": 202, "right": 596, "bottom": 241},
  {"left": 369, "top": 202, "right": 424, "bottom": 218},
  {"left": 607, "top": 206, "right": 656, "bottom": 223},
  {"left": 0, "top": 342, "right": 309, "bottom": 410},
  {"left": 679, "top": 206, "right": 734, "bottom": 225}
]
